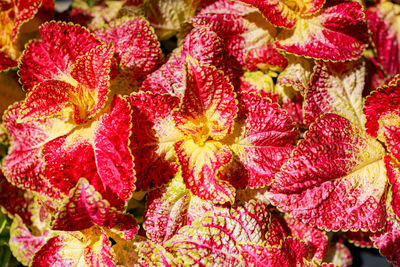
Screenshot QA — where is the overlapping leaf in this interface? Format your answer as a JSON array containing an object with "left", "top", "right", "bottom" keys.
[
  {"left": 31, "top": 228, "right": 116, "bottom": 267},
  {"left": 175, "top": 139, "right": 235, "bottom": 204},
  {"left": 2, "top": 102, "right": 65, "bottom": 199},
  {"left": 283, "top": 216, "right": 328, "bottom": 261},
  {"left": 70, "top": 0, "right": 125, "bottom": 29},
  {"left": 277, "top": 56, "right": 314, "bottom": 93},
  {"left": 228, "top": 92, "right": 298, "bottom": 188},
  {"left": 0, "top": 0, "right": 47, "bottom": 70},
  {"left": 241, "top": 70, "right": 304, "bottom": 128},
  {"left": 0, "top": 171, "right": 33, "bottom": 225},
  {"left": 239, "top": 0, "right": 324, "bottom": 28},
  {"left": 19, "top": 21, "right": 101, "bottom": 91},
  {"left": 136, "top": 0, "right": 200, "bottom": 40},
  {"left": 323, "top": 240, "right": 353, "bottom": 267},
  {"left": 9, "top": 215, "right": 53, "bottom": 266},
  {"left": 173, "top": 58, "right": 237, "bottom": 141},
  {"left": 365, "top": 1, "right": 400, "bottom": 90},
  {"left": 172, "top": 58, "right": 238, "bottom": 203},
  {"left": 95, "top": 17, "right": 163, "bottom": 83},
  {"left": 127, "top": 92, "right": 181, "bottom": 191},
  {"left": 270, "top": 113, "right": 387, "bottom": 231},
  {"left": 42, "top": 96, "right": 134, "bottom": 208},
  {"left": 20, "top": 43, "right": 114, "bottom": 124},
  {"left": 342, "top": 230, "right": 375, "bottom": 248},
  {"left": 138, "top": 201, "right": 271, "bottom": 266},
  {"left": 143, "top": 174, "right": 213, "bottom": 243},
  {"left": 51, "top": 178, "right": 138, "bottom": 240},
  {"left": 371, "top": 194, "right": 400, "bottom": 267},
  {"left": 364, "top": 75, "right": 400, "bottom": 165},
  {"left": 192, "top": 0, "right": 286, "bottom": 71},
  {"left": 275, "top": 1, "right": 369, "bottom": 61},
  {"left": 143, "top": 176, "right": 191, "bottom": 243},
  {"left": 303, "top": 61, "right": 366, "bottom": 127},
  {"left": 141, "top": 26, "right": 238, "bottom": 97}
]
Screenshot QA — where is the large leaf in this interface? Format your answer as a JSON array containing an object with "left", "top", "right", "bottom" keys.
[
  {"left": 139, "top": 201, "right": 271, "bottom": 266},
  {"left": 192, "top": 1, "right": 285, "bottom": 71},
  {"left": 20, "top": 44, "right": 114, "bottom": 124},
  {"left": 228, "top": 92, "right": 298, "bottom": 188},
  {"left": 239, "top": 0, "right": 324, "bottom": 28},
  {"left": 364, "top": 75, "right": 400, "bottom": 163},
  {"left": 43, "top": 96, "right": 134, "bottom": 208},
  {"left": 31, "top": 228, "right": 116, "bottom": 267},
  {"left": 270, "top": 113, "right": 387, "bottom": 231},
  {"left": 127, "top": 92, "right": 181, "bottom": 191},
  {"left": 303, "top": 61, "right": 366, "bottom": 127},
  {"left": 2, "top": 102, "right": 65, "bottom": 199},
  {"left": 19, "top": 21, "right": 101, "bottom": 91},
  {"left": 95, "top": 17, "right": 163, "bottom": 83},
  {"left": 173, "top": 58, "right": 237, "bottom": 142},
  {"left": 275, "top": 1, "right": 369, "bottom": 61}
]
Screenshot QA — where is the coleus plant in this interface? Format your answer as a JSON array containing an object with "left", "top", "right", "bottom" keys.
[{"left": 0, "top": 0, "right": 400, "bottom": 266}]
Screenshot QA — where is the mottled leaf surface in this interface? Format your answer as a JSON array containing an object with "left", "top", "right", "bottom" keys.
[{"left": 271, "top": 114, "right": 387, "bottom": 231}]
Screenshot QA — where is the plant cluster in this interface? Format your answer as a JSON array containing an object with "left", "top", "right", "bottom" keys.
[{"left": 0, "top": 0, "right": 399, "bottom": 266}]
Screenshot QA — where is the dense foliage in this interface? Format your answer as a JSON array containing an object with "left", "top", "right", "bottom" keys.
[{"left": 0, "top": 0, "right": 400, "bottom": 266}]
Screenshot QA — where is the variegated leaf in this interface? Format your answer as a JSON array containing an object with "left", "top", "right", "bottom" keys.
[
  {"left": 364, "top": 75, "right": 400, "bottom": 164},
  {"left": 283, "top": 216, "right": 328, "bottom": 262},
  {"left": 342, "top": 230, "right": 374, "bottom": 248},
  {"left": 275, "top": 1, "right": 369, "bottom": 61},
  {"left": 127, "top": 92, "right": 181, "bottom": 191},
  {"left": 0, "top": 171, "right": 33, "bottom": 225},
  {"left": 366, "top": 2, "right": 400, "bottom": 90},
  {"left": 228, "top": 93, "right": 298, "bottom": 188},
  {"left": 9, "top": 215, "right": 53, "bottom": 266},
  {"left": 95, "top": 17, "right": 163, "bottom": 82},
  {"left": 140, "top": 201, "right": 270, "bottom": 266},
  {"left": 0, "top": 0, "right": 45, "bottom": 69},
  {"left": 239, "top": 0, "right": 324, "bottom": 28},
  {"left": 173, "top": 58, "right": 237, "bottom": 141},
  {"left": 175, "top": 139, "right": 235, "bottom": 204},
  {"left": 141, "top": 26, "right": 238, "bottom": 97},
  {"left": 31, "top": 228, "right": 117, "bottom": 267},
  {"left": 385, "top": 155, "right": 400, "bottom": 219},
  {"left": 2, "top": 102, "right": 65, "bottom": 199},
  {"left": 304, "top": 61, "right": 366, "bottom": 127},
  {"left": 143, "top": 174, "right": 213, "bottom": 243},
  {"left": 43, "top": 96, "right": 134, "bottom": 208},
  {"left": 19, "top": 21, "right": 101, "bottom": 91},
  {"left": 277, "top": 55, "right": 314, "bottom": 93},
  {"left": 238, "top": 237, "right": 311, "bottom": 266},
  {"left": 51, "top": 178, "right": 138, "bottom": 240},
  {"left": 371, "top": 197, "right": 400, "bottom": 267},
  {"left": 192, "top": 1, "right": 285, "bottom": 71},
  {"left": 270, "top": 113, "right": 387, "bottom": 231},
  {"left": 323, "top": 241, "right": 353, "bottom": 267}
]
